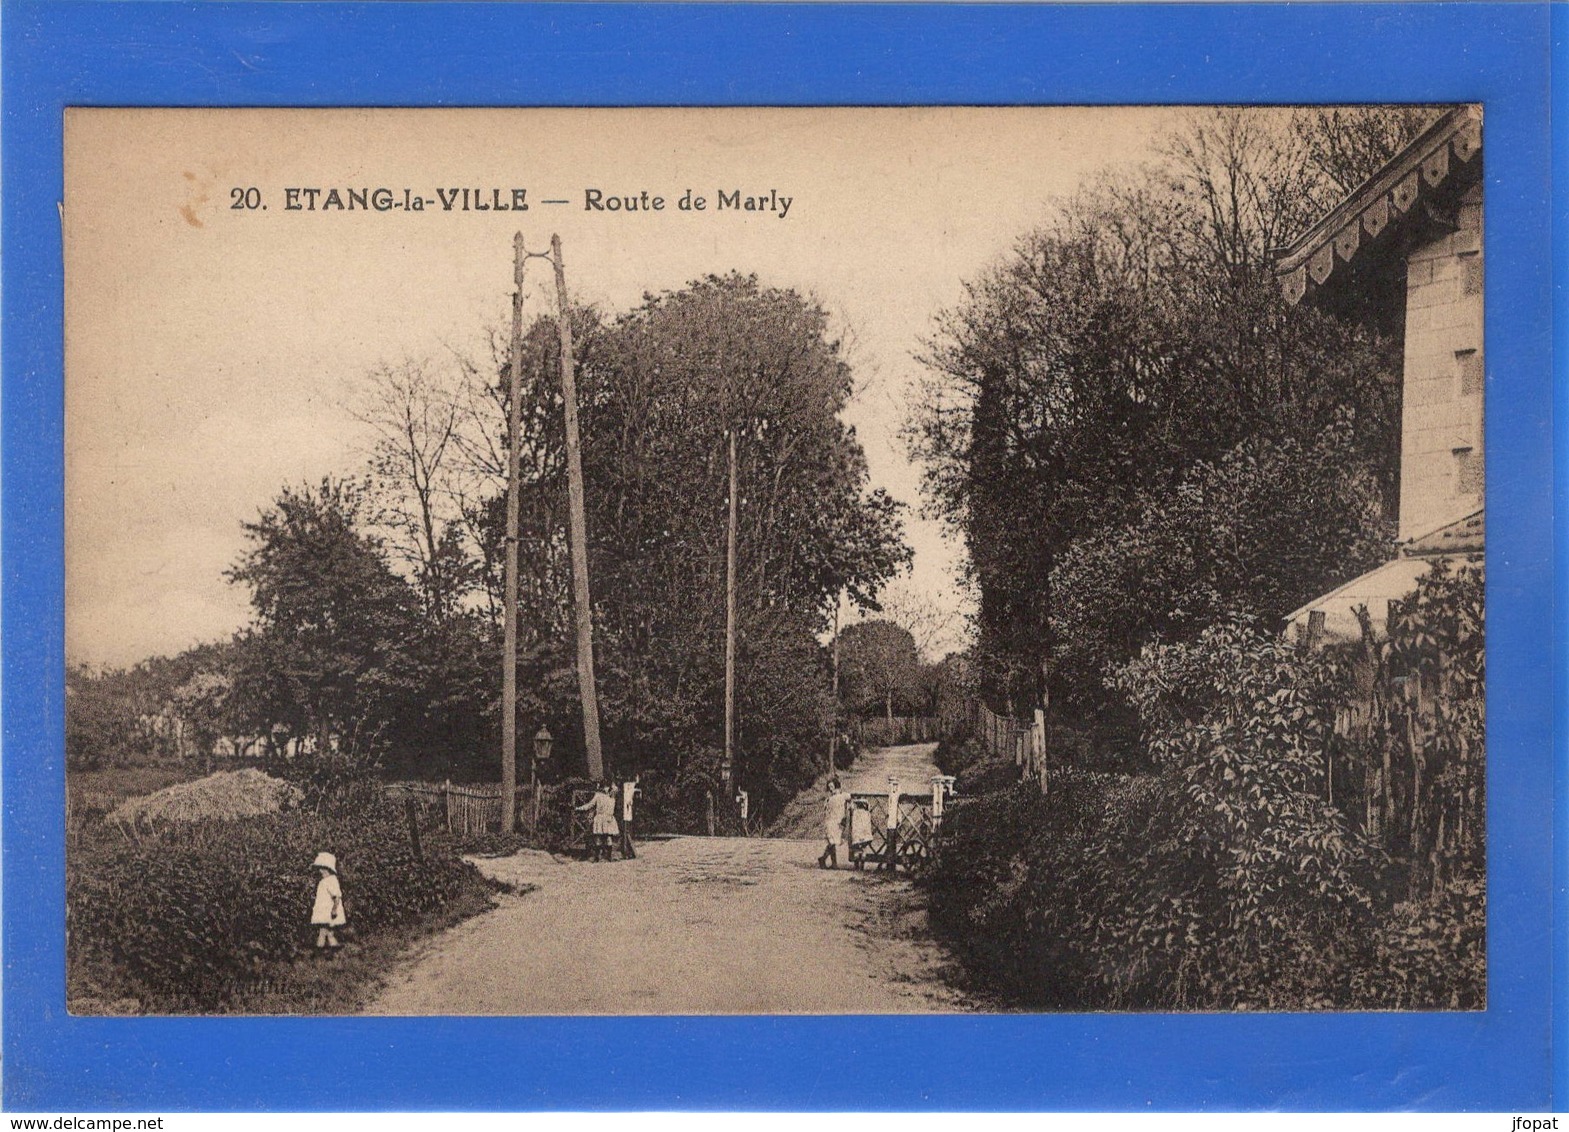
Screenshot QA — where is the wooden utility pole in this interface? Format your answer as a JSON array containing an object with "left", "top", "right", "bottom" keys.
[
  {"left": 500, "top": 233, "right": 526, "bottom": 833},
  {"left": 550, "top": 234, "right": 604, "bottom": 782},
  {"left": 722, "top": 426, "right": 738, "bottom": 790},
  {"left": 829, "top": 591, "right": 841, "bottom": 776}
]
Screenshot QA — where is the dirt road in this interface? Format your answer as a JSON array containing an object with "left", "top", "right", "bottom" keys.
[
  {"left": 769, "top": 740, "right": 948, "bottom": 839},
  {"left": 367, "top": 743, "right": 977, "bottom": 1015}
]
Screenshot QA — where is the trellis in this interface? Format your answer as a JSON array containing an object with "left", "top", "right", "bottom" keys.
[{"left": 846, "top": 791, "right": 939, "bottom": 871}]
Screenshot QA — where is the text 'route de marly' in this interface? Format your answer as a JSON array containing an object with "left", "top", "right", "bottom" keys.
[{"left": 258, "top": 187, "right": 793, "bottom": 219}]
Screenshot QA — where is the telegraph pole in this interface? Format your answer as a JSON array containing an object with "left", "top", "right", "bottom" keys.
[
  {"left": 500, "top": 233, "right": 525, "bottom": 833},
  {"left": 722, "top": 426, "right": 738, "bottom": 791},
  {"left": 550, "top": 234, "right": 604, "bottom": 782},
  {"left": 829, "top": 591, "right": 841, "bottom": 776}
]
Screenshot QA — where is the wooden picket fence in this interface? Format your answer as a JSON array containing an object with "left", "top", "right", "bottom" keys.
[
  {"left": 386, "top": 781, "right": 610, "bottom": 852},
  {"left": 1328, "top": 662, "right": 1482, "bottom": 896},
  {"left": 974, "top": 702, "right": 1050, "bottom": 794},
  {"left": 387, "top": 780, "right": 536, "bottom": 837}
]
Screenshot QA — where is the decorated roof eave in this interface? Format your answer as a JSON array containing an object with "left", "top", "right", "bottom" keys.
[{"left": 1274, "top": 105, "right": 1482, "bottom": 306}]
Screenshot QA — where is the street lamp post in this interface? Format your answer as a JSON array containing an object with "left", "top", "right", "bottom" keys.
[{"left": 532, "top": 725, "right": 553, "bottom": 829}]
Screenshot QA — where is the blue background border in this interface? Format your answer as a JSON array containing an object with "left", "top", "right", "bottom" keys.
[{"left": 3, "top": 1, "right": 1555, "bottom": 1112}]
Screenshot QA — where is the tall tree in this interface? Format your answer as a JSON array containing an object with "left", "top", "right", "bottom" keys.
[
  {"left": 1291, "top": 105, "right": 1448, "bottom": 199},
  {"left": 837, "top": 619, "right": 923, "bottom": 724},
  {"left": 226, "top": 478, "right": 423, "bottom": 762},
  {"left": 473, "top": 274, "right": 909, "bottom": 796},
  {"left": 581, "top": 275, "right": 909, "bottom": 783},
  {"left": 908, "top": 108, "right": 1427, "bottom": 713},
  {"left": 1049, "top": 424, "right": 1393, "bottom": 709}
]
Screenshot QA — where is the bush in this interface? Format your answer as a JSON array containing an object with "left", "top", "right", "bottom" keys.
[
  {"left": 1109, "top": 619, "right": 1384, "bottom": 1008},
  {"left": 934, "top": 735, "right": 985, "bottom": 779},
  {"left": 926, "top": 769, "right": 1167, "bottom": 1009},
  {"left": 927, "top": 568, "right": 1486, "bottom": 1011},
  {"left": 1352, "top": 864, "right": 1485, "bottom": 1010},
  {"left": 953, "top": 756, "right": 1019, "bottom": 797},
  {"left": 634, "top": 774, "right": 711, "bottom": 836},
  {"left": 68, "top": 797, "right": 495, "bottom": 1012},
  {"left": 927, "top": 765, "right": 1380, "bottom": 1010}
]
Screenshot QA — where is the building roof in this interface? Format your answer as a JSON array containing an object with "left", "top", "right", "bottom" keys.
[
  {"left": 1282, "top": 557, "right": 1445, "bottom": 645},
  {"left": 1403, "top": 508, "right": 1484, "bottom": 557},
  {"left": 1275, "top": 106, "right": 1482, "bottom": 306}
]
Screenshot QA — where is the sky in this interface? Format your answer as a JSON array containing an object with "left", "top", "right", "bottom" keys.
[{"left": 64, "top": 106, "right": 1180, "bottom": 668}]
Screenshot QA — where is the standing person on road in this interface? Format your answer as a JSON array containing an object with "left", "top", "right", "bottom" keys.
[
  {"left": 577, "top": 782, "right": 618, "bottom": 861},
  {"left": 818, "top": 777, "right": 850, "bottom": 869},
  {"left": 617, "top": 777, "right": 639, "bottom": 860}
]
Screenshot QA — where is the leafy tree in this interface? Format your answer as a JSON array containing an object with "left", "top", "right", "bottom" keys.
[
  {"left": 66, "top": 664, "right": 145, "bottom": 769},
  {"left": 469, "top": 274, "right": 909, "bottom": 805},
  {"left": 734, "top": 609, "right": 840, "bottom": 815},
  {"left": 226, "top": 478, "right": 423, "bottom": 764},
  {"left": 1049, "top": 423, "right": 1393, "bottom": 709},
  {"left": 170, "top": 669, "right": 234, "bottom": 770},
  {"left": 837, "top": 619, "right": 923, "bottom": 724},
  {"left": 909, "top": 108, "right": 1425, "bottom": 714},
  {"left": 582, "top": 274, "right": 908, "bottom": 623},
  {"left": 923, "top": 650, "right": 978, "bottom": 723}
]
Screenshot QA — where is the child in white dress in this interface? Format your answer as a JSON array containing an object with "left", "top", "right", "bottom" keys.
[{"left": 310, "top": 851, "right": 346, "bottom": 954}]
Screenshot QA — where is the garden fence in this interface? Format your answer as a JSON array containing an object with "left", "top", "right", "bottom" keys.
[
  {"left": 974, "top": 702, "right": 1050, "bottom": 794},
  {"left": 387, "top": 780, "right": 542, "bottom": 837}
]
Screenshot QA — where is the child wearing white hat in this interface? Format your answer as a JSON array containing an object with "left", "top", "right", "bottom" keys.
[{"left": 310, "top": 851, "right": 346, "bottom": 954}]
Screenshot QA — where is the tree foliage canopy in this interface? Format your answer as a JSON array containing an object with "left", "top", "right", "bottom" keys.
[
  {"left": 1049, "top": 422, "right": 1393, "bottom": 709},
  {"left": 836, "top": 619, "right": 923, "bottom": 721},
  {"left": 550, "top": 274, "right": 910, "bottom": 789},
  {"left": 225, "top": 478, "right": 425, "bottom": 760},
  {"left": 908, "top": 107, "right": 1434, "bottom": 713}
]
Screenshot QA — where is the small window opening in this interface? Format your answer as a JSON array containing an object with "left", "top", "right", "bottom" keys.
[
  {"left": 1453, "top": 446, "right": 1483, "bottom": 496},
  {"left": 1456, "top": 349, "right": 1483, "bottom": 397}
]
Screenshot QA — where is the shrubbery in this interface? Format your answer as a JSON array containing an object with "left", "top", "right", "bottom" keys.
[
  {"left": 933, "top": 733, "right": 985, "bottom": 779},
  {"left": 933, "top": 732, "right": 1022, "bottom": 797},
  {"left": 953, "top": 756, "right": 1020, "bottom": 798},
  {"left": 1348, "top": 864, "right": 1485, "bottom": 1010},
  {"left": 928, "top": 771, "right": 1167, "bottom": 1008},
  {"left": 68, "top": 795, "right": 497, "bottom": 1012},
  {"left": 930, "top": 765, "right": 1398, "bottom": 1011},
  {"left": 925, "top": 568, "right": 1486, "bottom": 1011}
]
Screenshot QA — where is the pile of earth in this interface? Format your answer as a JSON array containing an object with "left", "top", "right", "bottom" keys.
[{"left": 109, "top": 767, "right": 303, "bottom": 827}]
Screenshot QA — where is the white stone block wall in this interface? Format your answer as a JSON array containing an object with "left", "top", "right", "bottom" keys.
[{"left": 1398, "top": 184, "right": 1484, "bottom": 542}]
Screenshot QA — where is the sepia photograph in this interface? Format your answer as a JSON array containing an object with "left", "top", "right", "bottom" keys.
[{"left": 64, "top": 104, "right": 1484, "bottom": 1017}]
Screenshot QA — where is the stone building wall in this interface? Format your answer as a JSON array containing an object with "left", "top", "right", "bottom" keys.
[{"left": 1398, "top": 182, "right": 1484, "bottom": 542}]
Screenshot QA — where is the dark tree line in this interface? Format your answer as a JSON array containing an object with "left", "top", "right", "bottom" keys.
[{"left": 908, "top": 107, "right": 1442, "bottom": 725}]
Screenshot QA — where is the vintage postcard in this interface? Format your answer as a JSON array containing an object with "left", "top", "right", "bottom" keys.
[{"left": 64, "top": 105, "right": 1484, "bottom": 1017}]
